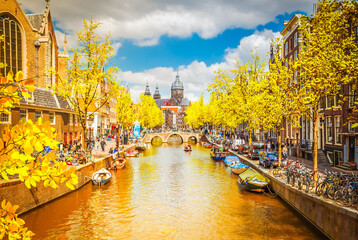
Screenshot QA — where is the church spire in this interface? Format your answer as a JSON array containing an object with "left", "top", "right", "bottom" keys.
[
  {"left": 153, "top": 83, "right": 161, "bottom": 99},
  {"left": 144, "top": 81, "right": 151, "bottom": 96}
]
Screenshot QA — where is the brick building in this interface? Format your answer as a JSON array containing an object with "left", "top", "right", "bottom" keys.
[
  {"left": 149, "top": 72, "right": 190, "bottom": 130},
  {"left": 0, "top": 0, "right": 82, "bottom": 144}
]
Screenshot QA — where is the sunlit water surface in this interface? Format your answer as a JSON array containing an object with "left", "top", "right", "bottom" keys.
[{"left": 22, "top": 144, "right": 325, "bottom": 240}]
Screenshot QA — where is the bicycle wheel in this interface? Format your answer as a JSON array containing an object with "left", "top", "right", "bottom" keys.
[
  {"left": 327, "top": 186, "right": 337, "bottom": 199},
  {"left": 297, "top": 176, "right": 303, "bottom": 190},
  {"left": 316, "top": 182, "right": 327, "bottom": 196},
  {"left": 349, "top": 193, "right": 358, "bottom": 208},
  {"left": 334, "top": 189, "right": 350, "bottom": 206}
]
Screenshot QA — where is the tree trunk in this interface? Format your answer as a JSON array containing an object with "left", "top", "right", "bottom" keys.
[
  {"left": 82, "top": 125, "right": 87, "bottom": 152},
  {"left": 248, "top": 129, "right": 252, "bottom": 146},
  {"left": 313, "top": 110, "right": 318, "bottom": 181},
  {"left": 278, "top": 128, "right": 282, "bottom": 166},
  {"left": 116, "top": 127, "right": 119, "bottom": 149}
]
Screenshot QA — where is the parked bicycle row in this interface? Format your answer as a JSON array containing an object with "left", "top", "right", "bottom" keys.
[{"left": 270, "top": 160, "right": 358, "bottom": 210}]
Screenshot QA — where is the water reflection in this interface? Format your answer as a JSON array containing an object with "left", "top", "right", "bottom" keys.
[{"left": 22, "top": 143, "right": 325, "bottom": 239}]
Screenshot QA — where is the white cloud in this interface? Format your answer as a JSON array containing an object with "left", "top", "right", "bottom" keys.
[
  {"left": 20, "top": 0, "right": 314, "bottom": 46},
  {"left": 118, "top": 30, "right": 279, "bottom": 102}
]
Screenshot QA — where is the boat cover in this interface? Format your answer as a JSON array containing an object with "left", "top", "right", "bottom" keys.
[
  {"left": 238, "top": 167, "right": 270, "bottom": 184},
  {"left": 224, "top": 156, "right": 240, "bottom": 166},
  {"left": 231, "top": 163, "right": 249, "bottom": 169}
]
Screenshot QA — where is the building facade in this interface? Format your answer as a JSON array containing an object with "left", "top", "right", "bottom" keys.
[
  {"left": 0, "top": 0, "right": 82, "bottom": 144},
  {"left": 147, "top": 72, "right": 190, "bottom": 130}
]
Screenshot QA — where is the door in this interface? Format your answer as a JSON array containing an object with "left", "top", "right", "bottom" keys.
[
  {"left": 69, "top": 133, "right": 73, "bottom": 145},
  {"left": 349, "top": 136, "right": 355, "bottom": 162},
  {"left": 64, "top": 132, "right": 67, "bottom": 145}
]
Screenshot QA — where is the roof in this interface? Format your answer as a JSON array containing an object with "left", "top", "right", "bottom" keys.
[
  {"left": 26, "top": 14, "right": 44, "bottom": 31},
  {"left": 155, "top": 97, "right": 190, "bottom": 107}
]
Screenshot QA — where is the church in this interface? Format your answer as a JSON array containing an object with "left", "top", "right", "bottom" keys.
[{"left": 144, "top": 72, "right": 190, "bottom": 130}]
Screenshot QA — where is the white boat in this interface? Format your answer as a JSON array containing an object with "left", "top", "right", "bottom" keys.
[{"left": 92, "top": 168, "right": 111, "bottom": 185}]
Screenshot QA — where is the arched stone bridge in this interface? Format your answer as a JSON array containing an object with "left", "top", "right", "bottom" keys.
[{"left": 142, "top": 132, "right": 209, "bottom": 144}]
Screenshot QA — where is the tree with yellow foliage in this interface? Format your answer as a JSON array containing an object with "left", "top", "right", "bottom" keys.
[
  {"left": 184, "top": 94, "right": 206, "bottom": 129},
  {"left": 115, "top": 87, "right": 136, "bottom": 146},
  {"left": 53, "top": 17, "right": 120, "bottom": 151},
  {"left": 0, "top": 71, "right": 78, "bottom": 239},
  {"left": 296, "top": 0, "right": 358, "bottom": 179},
  {"left": 137, "top": 94, "right": 164, "bottom": 130}
]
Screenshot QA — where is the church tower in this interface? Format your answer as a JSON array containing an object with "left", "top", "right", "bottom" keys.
[
  {"left": 170, "top": 71, "right": 184, "bottom": 105},
  {"left": 153, "top": 84, "right": 161, "bottom": 99},
  {"left": 144, "top": 82, "right": 151, "bottom": 96}
]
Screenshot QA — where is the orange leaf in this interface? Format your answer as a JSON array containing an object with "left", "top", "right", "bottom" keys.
[{"left": 24, "top": 79, "right": 34, "bottom": 86}]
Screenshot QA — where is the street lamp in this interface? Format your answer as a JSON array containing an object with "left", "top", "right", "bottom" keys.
[{"left": 33, "top": 40, "right": 41, "bottom": 86}]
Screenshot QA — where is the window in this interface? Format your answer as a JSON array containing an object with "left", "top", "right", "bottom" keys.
[
  {"left": 49, "top": 112, "right": 55, "bottom": 125},
  {"left": 69, "top": 114, "right": 73, "bottom": 126},
  {"left": 75, "top": 115, "right": 78, "bottom": 126},
  {"left": 294, "top": 32, "right": 298, "bottom": 47},
  {"left": 349, "top": 84, "right": 355, "bottom": 108},
  {"left": 326, "top": 116, "right": 332, "bottom": 143},
  {"left": 326, "top": 96, "right": 333, "bottom": 108},
  {"left": 294, "top": 50, "right": 298, "bottom": 61},
  {"left": 334, "top": 151, "right": 342, "bottom": 165},
  {"left": 1, "top": 113, "right": 10, "bottom": 123},
  {"left": 348, "top": 122, "right": 355, "bottom": 132},
  {"left": 290, "top": 38, "right": 293, "bottom": 51},
  {"left": 35, "top": 111, "right": 42, "bottom": 122},
  {"left": 335, "top": 116, "right": 341, "bottom": 144},
  {"left": 19, "top": 109, "right": 27, "bottom": 120},
  {"left": 318, "top": 97, "right": 324, "bottom": 110},
  {"left": 285, "top": 42, "right": 288, "bottom": 55},
  {"left": 0, "top": 16, "right": 22, "bottom": 77}
]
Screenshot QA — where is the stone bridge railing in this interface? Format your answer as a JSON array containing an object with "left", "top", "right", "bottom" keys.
[{"left": 142, "top": 132, "right": 209, "bottom": 143}]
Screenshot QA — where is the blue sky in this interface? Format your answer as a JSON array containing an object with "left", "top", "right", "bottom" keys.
[{"left": 20, "top": 0, "right": 314, "bottom": 101}]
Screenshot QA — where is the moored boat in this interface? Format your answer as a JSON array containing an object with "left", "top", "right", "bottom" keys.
[
  {"left": 184, "top": 145, "right": 192, "bottom": 151},
  {"left": 203, "top": 142, "right": 212, "bottom": 148},
  {"left": 224, "top": 156, "right": 240, "bottom": 166},
  {"left": 109, "top": 158, "right": 126, "bottom": 170},
  {"left": 92, "top": 168, "right": 111, "bottom": 185},
  {"left": 135, "top": 143, "right": 147, "bottom": 151},
  {"left": 125, "top": 150, "right": 139, "bottom": 157},
  {"left": 231, "top": 163, "right": 249, "bottom": 175},
  {"left": 238, "top": 167, "right": 269, "bottom": 192},
  {"left": 210, "top": 146, "right": 230, "bottom": 161}
]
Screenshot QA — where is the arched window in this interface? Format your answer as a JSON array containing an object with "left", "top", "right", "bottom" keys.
[{"left": 0, "top": 16, "right": 22, "bottom": 77}]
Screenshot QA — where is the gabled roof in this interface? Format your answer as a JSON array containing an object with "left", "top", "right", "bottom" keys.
[{"left": 25, "top": 14, "right": 44, "bottom": 31}]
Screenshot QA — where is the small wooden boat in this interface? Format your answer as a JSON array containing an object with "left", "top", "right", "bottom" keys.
[
  {"left": 92, "top": 168, "right": 111, "bottom": 185},
  {"left": 125, "top": 150, "right": 139, "bottom": 157},
  {"left": 135, "top": 143, "right": 147, "bottom": 151},
  {"left": 238, "top": 167, "right": 269, "bottom": 192},
  {"left": 109, "top": 158, "right": 126, "bottom": 170},
  {"left": 224, "top": 156, "right": 240, "bottom": 166},
  {"left": 231, "top": 163, "right": 249, "bottom": 175},
  {"left": 184, "top": 145, "right": 192, "bottom": 151},
  {"left": 203, "top": 142, "right": 212, "bottom": 148},
  {"left": 210, "top": 146, "right": 230, "bottom": 161}
]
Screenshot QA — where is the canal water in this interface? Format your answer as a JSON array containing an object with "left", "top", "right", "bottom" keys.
[{"left": 22, "top": 144, "right": 325, "bottom": 240}]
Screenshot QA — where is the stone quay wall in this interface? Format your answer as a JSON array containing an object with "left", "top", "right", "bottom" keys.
[
  {"left": 0, "top": 145, "right": 136, "bottom": 215},
  {"left": 234, "top": 152, "right": 358, "bottom": 240}
]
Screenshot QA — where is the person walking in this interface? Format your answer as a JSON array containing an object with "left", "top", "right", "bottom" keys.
[
  {"left": 100, "top": 138, "right": 106, "bottom": 152},
  {"left": 59, "top": 141, "right": 64, "bottom": 158},
  {"left": 283, "top": 145, "right": 288, "bottom": 160}
]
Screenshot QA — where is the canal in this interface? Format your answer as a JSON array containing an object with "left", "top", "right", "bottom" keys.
[{"left": 22, "top": 143, "right": 325, "bottom": 239}]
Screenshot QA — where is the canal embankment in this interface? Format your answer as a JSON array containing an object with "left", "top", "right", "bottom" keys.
[
  {"left": 232, "top": 151, "right": 358, "bottom": 240},
  {"left": 0, "top": 144, "right": 136, "bottom": 215}
]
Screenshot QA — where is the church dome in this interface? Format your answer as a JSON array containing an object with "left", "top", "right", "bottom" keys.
[{"left": 171, "top": 71, "right": 184, "bottom": 90}]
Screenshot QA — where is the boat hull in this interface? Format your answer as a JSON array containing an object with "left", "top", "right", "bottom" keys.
[
  {"left": 244, "top": 180, "right": 269, "bottom": 192},
  {"left": 231, "top": 167, "right": 247, "bottom": 175}
]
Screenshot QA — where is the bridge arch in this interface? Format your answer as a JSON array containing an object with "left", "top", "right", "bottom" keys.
[
  {"left": 166, "top": 133, "right": 184, "bottom": 143},
  {"left": 149, "top": 135, "right": 164, "bottom": 144},
  {"left": 186, "top": 135, "right": 198, "bottom": 143}
]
